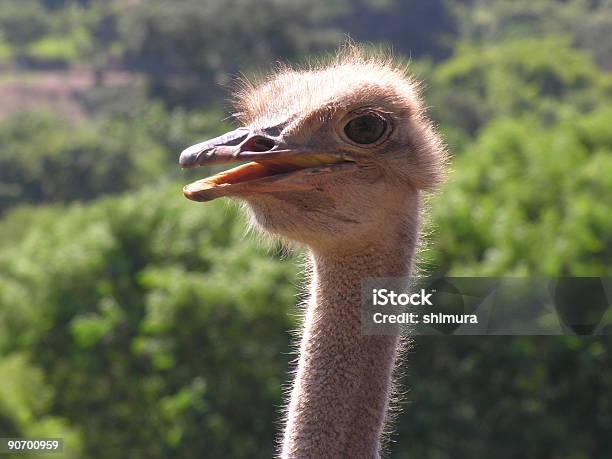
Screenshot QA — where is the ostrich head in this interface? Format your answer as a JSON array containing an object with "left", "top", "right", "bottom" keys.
[{"left": 180, "top": 51, "right": 446, "bottom": 250}]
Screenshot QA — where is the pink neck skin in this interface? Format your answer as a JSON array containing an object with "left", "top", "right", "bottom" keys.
[{"left": 281, "top": 209, "right": 419, "bottom": 458}]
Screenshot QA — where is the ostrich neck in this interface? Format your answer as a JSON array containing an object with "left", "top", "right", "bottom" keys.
[{"left": 281, "top": 214, "right": 419, "bottom": 458}]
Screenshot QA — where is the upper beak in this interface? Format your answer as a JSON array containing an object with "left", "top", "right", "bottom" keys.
[
  {"left": 179, "top": 126, "right": 309, "bottom": 169},
  {"left": 180, "top": 127, "right": 251, "bottom": 168}
]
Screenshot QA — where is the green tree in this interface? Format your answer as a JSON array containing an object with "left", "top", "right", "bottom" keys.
[
  {"left": 0, "top": 0, "right": 48, "bottom": 48},
  {"left": 332, "top": 0, "right": 456, "bottom": 60},
  {"left": 393, "top": 334, "right": 612, "bottom": 458},
  {"left": 0, "top": 354, "right": 82, "bottom": 459},
  {"left": 119, "top": 0, "right": 344, "bottom": 106},
  {"left": 0, "top": 186, "right": 298, "bottom": 458},
  {"left": 427, "top": 37, "right": 612, "bottom": 138},
  {"left": 454, "top": 0, "right": 612, "bottom": 69},
  {"left": 0, "top": 106, "right": 227, "bottom": 214},
  {"left": 425, "top": 107, "right": 612, "bottom": 276},
  {"left": 0, "top": 112, "right": 163, "bottom": 213}
]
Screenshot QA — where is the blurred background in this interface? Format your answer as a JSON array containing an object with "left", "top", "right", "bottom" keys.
[{"left": 0, "top": 0, "right": 611, "bottom": 457}]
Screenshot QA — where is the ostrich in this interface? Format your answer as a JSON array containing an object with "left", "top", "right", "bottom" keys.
[{"left": 179, "top": 49, "right": 446, "bottom": 458}]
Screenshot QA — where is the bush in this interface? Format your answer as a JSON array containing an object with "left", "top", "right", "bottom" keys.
[
  {"left": 25, "top": 37, "right": 79, "bottom": 65},
  {"left": 427, "top": 37, "right": 612, "bottom": 136},
  {"left": 0, "top": 106, "right": 228, "bottom": 214},
  {"left": 0, "top": 185, "right": 298, "bottom": 458},
  {"left": 0, "top": 353, "right": 82, "bottom": 458},
  {"left": 426, "top": 107, "right": 612, "bottom": 276}
]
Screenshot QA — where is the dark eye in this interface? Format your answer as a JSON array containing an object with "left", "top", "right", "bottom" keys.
[{"left": 344, "top": 114, "right": 387, "bottom": 145}]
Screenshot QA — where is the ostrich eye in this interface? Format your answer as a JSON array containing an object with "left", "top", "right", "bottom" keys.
[{"left": 344, "top": 114, "right": 387, "bottom": 145}]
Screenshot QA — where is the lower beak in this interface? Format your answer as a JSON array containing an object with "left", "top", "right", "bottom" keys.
[{"left": 178, "top": 127, "right": 355, "bottom": 202}]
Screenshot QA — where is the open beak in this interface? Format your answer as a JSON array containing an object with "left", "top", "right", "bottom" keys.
[{"left": 179, "top": 126, "right": 355, "bottom": 202}]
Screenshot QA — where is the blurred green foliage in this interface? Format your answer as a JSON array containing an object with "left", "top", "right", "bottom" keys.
[
  {"left": 0, "top": 1, "right": 611, "bottom": 458},
  {"left": 454, "top": 0, "right": 612, "bottom": 69},
  {"left": 0, "top": 354, "right": 82, "bottom": 459},
  {"left": 428, "top": 37, "right": 612, "bottom": 139},
  {"left": 0, "top": 0, "right": 118, "bottom": 68},
  {"left": 396, "top": 334, "right": 612, "bottom": 459},
  {"left": 0, "top": 189, "right": 297, "bottom": 458},
  {"left": 119, "top": 0, "right": 343, "bottom": 106},
  {"left": 427, "top": 107, "right": 612, "bottom": 277},
  {"left": 0, "top": 105, "right": 228, "bottom": 214}
]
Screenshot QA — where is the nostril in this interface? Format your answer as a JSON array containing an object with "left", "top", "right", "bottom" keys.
[{"left": 241, "top": 136, "right": 276, "bottom": 152}]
